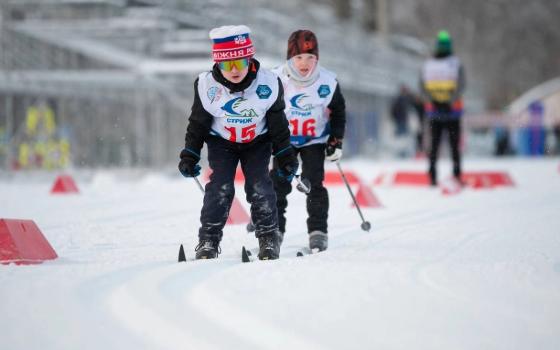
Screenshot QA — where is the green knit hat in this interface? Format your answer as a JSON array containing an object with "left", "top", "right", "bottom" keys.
[{"left": 435, "top": 30, "right": 452, "bottom": 55}]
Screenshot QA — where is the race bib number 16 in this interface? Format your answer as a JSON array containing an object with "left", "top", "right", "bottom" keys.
[{"left": 289, "top": 118, "right": 316, "bottom": 137}]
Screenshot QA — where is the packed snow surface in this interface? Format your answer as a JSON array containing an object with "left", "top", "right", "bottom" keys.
[{"left": 1, "top": 158, "right": 559, "bottom": 350}]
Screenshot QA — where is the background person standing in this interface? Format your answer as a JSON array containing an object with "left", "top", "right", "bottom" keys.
[{"left": 420, "top": 30, "right": 466, "bottom": 185}]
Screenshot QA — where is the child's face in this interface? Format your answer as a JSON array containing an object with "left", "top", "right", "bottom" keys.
[
  {"left": 219, "top": 58, "right": 250, "bottom": 84},
  {"left": 292, "top": 53, "right": 317, "bottom": 76}
]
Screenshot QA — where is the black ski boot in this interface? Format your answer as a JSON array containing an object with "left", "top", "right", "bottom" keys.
[
  {"left": 309, "top": 231, "right": 328, "bottom": 252},
  {"left": 258, "top": 233, "right": 280, "bottom": 260},
  {"left": 195, "top": 239, "right": 221, "bottom": 259}
]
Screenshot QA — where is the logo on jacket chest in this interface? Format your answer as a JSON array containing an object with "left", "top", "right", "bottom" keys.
[
  {"left": 221, "top": 97, "right": 258, "bottom": 124},
  {"left": 317, "top": 84, "right": 331, "bottom": 98},
  {"left": 207, "top": 86, "right": 223, "bottom": 103},
  {"left": 256, "top": 85, "right": 272, "bottom": 99},
  {"left": 289, "top": 93, "right": 313, "bottom": 117}
]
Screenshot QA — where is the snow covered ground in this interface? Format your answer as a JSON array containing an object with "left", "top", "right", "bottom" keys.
[{"left": 1, "top": 157, "right": 560, "bottom": 350}]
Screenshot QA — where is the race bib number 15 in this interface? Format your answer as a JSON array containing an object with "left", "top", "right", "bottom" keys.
[{"left": 224, "top": 124, "right": 257, "bottom": 143}]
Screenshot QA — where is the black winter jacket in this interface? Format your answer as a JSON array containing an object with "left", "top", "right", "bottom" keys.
[{"left": 327, "top": 83, "right": 346, "bottom": 140}]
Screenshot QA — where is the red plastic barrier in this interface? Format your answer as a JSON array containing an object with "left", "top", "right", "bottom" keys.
[
  {"left": 461, "top": 172, "right": 514, "bottom": 189},
  {"left": 0, "top": 219, "right": 58, "bottom": 265},
  {"left": 324, "top": 170, "right": 361, "bottom": 185},
  {"left": 51, "top": 174, "right": 79, "bottom": 194},
  {"left": 392, "top": 171, "right": 431, "bottom": 186},
  {"left": 353, "top": 183, "right": 383, "bottom": 208},
  {"left": 226, "top": 197, "right": 250, "bottom": 225}
]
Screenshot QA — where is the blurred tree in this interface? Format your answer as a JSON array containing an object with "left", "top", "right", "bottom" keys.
[
  {"left": 337, "top": 0, "right": 559, "bottom": 108},
  {"left": 384, "top": 0, "right": 560, "bottom": 108},
  {"left": 330, "top": 0, "right": 351, "bottom": 20},
  {"left": 362, "top": 0, "right": 378, "bottom": 31}
]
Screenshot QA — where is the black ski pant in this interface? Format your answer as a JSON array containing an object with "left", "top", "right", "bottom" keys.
[
  {"left": 271, "top": 143, "right": 329, "bottom": 234},
  {"left": 429, "top": 118, "right": 462, "bottom": 183},
  {"left": 199, "top": 136, "right": 278, "bottom": 242}
]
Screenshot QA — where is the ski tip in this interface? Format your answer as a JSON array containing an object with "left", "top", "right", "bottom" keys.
[
  {"left": 178, "top": 244, "right": 186, "bottom": 263},
  {"left": 241, "top": 246, "right": 251, "bottom": 263}
]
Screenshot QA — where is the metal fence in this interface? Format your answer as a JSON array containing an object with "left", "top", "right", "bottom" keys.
[{"left": 0, "top": 0, "right": 429, "bottom": 171}]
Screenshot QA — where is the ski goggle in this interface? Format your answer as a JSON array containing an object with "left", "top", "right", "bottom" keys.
[{"left": 218, "top": 58, "right": 250, "bottom": 72}]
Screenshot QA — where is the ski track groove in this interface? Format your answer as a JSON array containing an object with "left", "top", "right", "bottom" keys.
[
  {"left": 89, "top": 252, "right": 328, "bottom": 350},
  {"left": 105, "top": 260, "right": 241, "bottom": 350}
]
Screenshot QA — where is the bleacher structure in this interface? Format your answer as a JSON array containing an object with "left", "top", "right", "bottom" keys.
[{"left": 0, "top": 0, "right": 425, "bottom": 170}]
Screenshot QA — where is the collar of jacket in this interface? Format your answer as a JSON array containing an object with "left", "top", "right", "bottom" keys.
[
  {"left": 434, "top": 51, "right": 452, "bottom": 59},
  {"left": 212, "top": 58, "right": 260, "bottom": 93}
]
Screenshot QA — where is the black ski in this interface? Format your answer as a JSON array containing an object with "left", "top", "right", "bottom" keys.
[
  {"left": 241, "top": 246, "right": 253, "bottom": 263},
  {"left": 178, "top": 244, "right": 187, "bottom": 262}
]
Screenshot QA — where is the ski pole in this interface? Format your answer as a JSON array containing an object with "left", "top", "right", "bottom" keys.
[
  {"left": 336, "top": 161, "right": 371, "bottom": 232},
  {"left": 193, "top": 176, "right": 205, "bottom": 193},
  {"left": 179, "top": 175, "right": 205, "bottom": 263}
]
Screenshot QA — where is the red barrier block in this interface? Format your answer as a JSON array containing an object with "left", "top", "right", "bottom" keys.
[
  {"left": 0, "top": 219, "right": 58, "bottom": 265},
  {"left": 353, "top": 183, "right": 383, "bottom": 208},
  {"left": 483, "top": 172, "right": 515, "bottom": 186},
  {"left": 324, "top": 170, "right": 361, "bottom": 185},
  {"left": 226, "top": 197, "right": 250, "bottom": 225},
  {"left": 392, "top": 171, "right": 431, "bottom": 186},
  {"left": 461, "top": 172, "right": 514, "bottom": 189},
  {"left": 51, "top": 174, "right": 79, "bottom": 194}
]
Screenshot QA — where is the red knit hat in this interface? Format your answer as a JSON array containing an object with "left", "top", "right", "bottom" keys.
[
  {"left": 209, "top": 25, "right": 255, "bottom": 62},
  {"left": 287, "top": 30, "right": 319, "bottom": 60}
]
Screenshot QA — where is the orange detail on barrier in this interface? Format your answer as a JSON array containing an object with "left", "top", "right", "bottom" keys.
[
  {"left": 0, "top": 219, "right": 58, "bottom": 265},
  {"left": 50, "top": 174, "right": 79, "bottom": 194},
  {"left": 226, "top": 197, "right": 250, "bottom": 225}
]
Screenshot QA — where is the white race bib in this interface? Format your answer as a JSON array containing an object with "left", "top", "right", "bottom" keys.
[
  {"left": 197, "top": 69, "right": 279, "bottom": 143},
  {"left": 273, "top": 66, "right": 338, "bottom": 147},
  {"left": 422, "top": 56, "right": 461, "bottom": 103}
]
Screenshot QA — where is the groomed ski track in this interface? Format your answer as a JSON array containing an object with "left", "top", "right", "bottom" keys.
[{"left": 1, "top": 158, "right": 559, "bottom": 350}]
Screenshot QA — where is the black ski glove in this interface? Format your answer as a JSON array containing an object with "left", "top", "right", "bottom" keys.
[
  {"left": 275, "top": 147, "right": 298, "bottom": 182},
  {"left": 178, "top": 148, "right": 201, "bottom": 177},
  {"left": 325, "top": 135, "right": 343, "bottom": 162}
]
